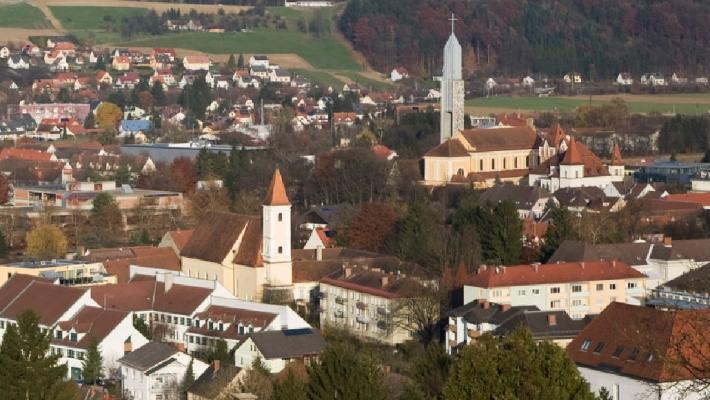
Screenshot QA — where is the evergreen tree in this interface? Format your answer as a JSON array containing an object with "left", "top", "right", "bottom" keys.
[
  {"left": 442, "top": 328, "right": 596, "bottom": 400},
  {"left": 180, "top": 359, "right": 195, "bottom": 393},
  {"left": 83, "top": 111, "right": 95, "bottom": 129},
  {"left": 227, "top": 54, "right": 236, "bottom": 69},
  {"left": 702, "top": 149, "right": 710, "bottom": 163},
  {"left": 82, "top": 339, "right": 103, "bottom": 384},
  {"left": 133, "top": 315, "right": 151, "bottom": 339},
  {"left": 113, "top": 164, "right": 132, "bottom": 186},
  {"left": 0, "top": 231, "right": 8, "bottom": 259},
  {"left": 240, "top": 357, "right": 273, "bottom": 400},
  {"left": 598, "top": 387, "right": 613, "bottom": 400},
  {"left": 207, "top": 338, "right": 231, "bottom": 363},
  {"left": 308, "top": 344, "right": 386, "bottom": 400},
  {"left": 396, "top": 199, "right": 442, "bottom": 272},
  {"left": 540, "top": 204, "right": 579, "bottom": 262},
  {"left": 89, "top": 192, "right": 124, "bottom": 247},
  {"left": 151, "top": 81, "right": 166, "bottom": 107},
  {"left": 273, "top": 369, "right": 308, "bottom": 400},
  {"left": 237, "top": 53, "right": 245, "bottom": 68},
  {"left": 0, "top": 310, "right": 76, "bottom": 400},
  {"left": 224, "top": 146, "right": 248, "bottom": 200},
  {"left": 94, "top": 55, "right": 106, "bottom": 71}
]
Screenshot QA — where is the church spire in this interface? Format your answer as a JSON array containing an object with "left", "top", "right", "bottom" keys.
[
  {"left": 264, "top": 168, "right": 290, "bottom": 206},
  {"left": 611, "top": 143, "right": 624, "bottom": 166}
]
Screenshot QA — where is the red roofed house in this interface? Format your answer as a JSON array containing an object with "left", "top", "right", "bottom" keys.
[
  {"left": 372, "top": 144, "right": 397, "bottom": 161},
  {"left": 662, "top": 192, "right": 710, "bottom": 209},
  {"left": 112, "top": 55, "right": 131, "bottom": 71},
  {"left": 568, "top": 302, "right": 709, "bottom": 400},
  {"left": 116, "top": 72, "right": 141, "bottom": 89},
  {"left": 159, "top": 229, "right": 194, "bottom": 256},
  {"left": 303, "top": 227, "right": 334, "bottom": 250},
  {"left": 0, "top": 274, "right": 148, "bottom": 380},
  {"left": 181, "top": 169, "right": 293, "bottom": 301},
  {"left": 463, "top": 261, "right": 647, "bottom": 319},
  {"left": 0, "top": 147, "right": 57, "bottom": 163},
  {"left": 96, "top": 70, "right": 113, "bottom": 85}
]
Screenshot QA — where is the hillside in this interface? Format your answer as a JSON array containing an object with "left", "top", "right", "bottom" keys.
[{"left": 339, "top": 0, "right": 710, "bottom": 79}]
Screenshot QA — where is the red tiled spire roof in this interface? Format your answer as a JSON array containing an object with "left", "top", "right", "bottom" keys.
[
  {"left": 548, "top": 123, "right": 566, "bottom": 147},
  {"left": 561, "top": 138, "right": 583, "bottom": 165},
  {"left": 264, "top": 168, "right": 290, "bottom": 206},
  {"left": 611, "top": 143, "right": 624, "bottom": 166}
]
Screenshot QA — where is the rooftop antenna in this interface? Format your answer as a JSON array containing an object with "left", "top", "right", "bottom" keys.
[{"left": 449, "top": 13, "right": 457, "bottom": 35}]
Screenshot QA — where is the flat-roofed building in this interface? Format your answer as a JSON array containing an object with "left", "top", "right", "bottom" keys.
[{"left": 0, "top": 259, "right": 114, "bottom": 287}]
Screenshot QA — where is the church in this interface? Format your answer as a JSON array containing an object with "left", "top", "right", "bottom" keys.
[{"left": 181, "top": 169, "right": 293, "bottom": 301}]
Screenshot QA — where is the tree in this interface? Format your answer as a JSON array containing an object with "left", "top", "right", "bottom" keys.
[
  {"left": 0, "top": 172, "right": 9, "bottom": 205},
  {"left": 137, "top": 91, "right": 154, "bottom": 110},
  {"left": 26, "top": 224, "right": 68, "bottom": 259},
  {"left": 273, "top": 369, "right": 308, "bottom": 400},
  {"left": 151, "top": 81, "right": 166, "bottom": 106},
  {"left": 89, "top": 193, "right": 124, "bottom": 247},
  {"left": 96, "top": 102, "right": 123, "bottom": 131},
  {"left": 237, "top": 53, "right": 245, "bottom": 68},
  {"left": 240, "top": 357, "right": 273, "bottom": 400},
  {"left": 347, "top": 202, "right": 399, "bottom": 253},
  {"left": 540, "top": 204, "right": 579, "bottom": 261},
  {"left": 207, "top": 339, "right": 231, "bottom": 363},
  {"left": 133, "top": 315, "right": 151, "bottom": 339},
  {"left": 406, "top": 344, "right": 451, "bottom": 399},
  {"left": 227, "top": 54, "right": 236, "bottom": 69},
  {"left": 442, "top": 328, "right": 596, "bottom": 400},
  {"left": 396, "top": 199, "right": 444, "bottom": 271},
  {"left": 0, "top": 310, "right": 77, "bottom": 400},
  {"left": 307, "top": 344, "right": 386, "bottom": 400},
  {"left": 82, "top": 339, "right": 103, "bottom": 384},
  {"left": 83, "top": 111, "right": 96, "bottom": 129},
  {"left": 180, "top": 359, "right": 195, "bottom": 394}
]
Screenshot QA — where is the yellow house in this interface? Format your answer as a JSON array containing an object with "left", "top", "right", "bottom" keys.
[{"left": 423, "top": 126, "right": 540, "bottom": 187}]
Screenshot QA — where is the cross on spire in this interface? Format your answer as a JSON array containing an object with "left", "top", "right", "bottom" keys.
[{"left": 449, "top": 13, "right": 457, "bottom": 35}]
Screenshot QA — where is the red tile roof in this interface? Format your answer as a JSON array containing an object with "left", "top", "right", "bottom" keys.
[
  {"left": 90, "top": 279, "right": 212, "bottom": 315},
  {"left": 561, "top": 138, "right": 583, "bottom": 165},
  {"left": 522, "top": 219, "right": 549, "bottom": 238},
  {"left": 167, "top": 229, "right": 194, "bottom": 253},
  {"left": 264, "top": 168, "right": 290, "bottom": 206},
  {"left": 187, "top": 305, "right": 276, "bottom": 340},
  {"left": 611, "top": 143, "right": 624, "bottom": 166},
  {"left": 0, "top": 148, "right": 54, "bottom": 163},
  {"left": 85, "top": 246, "right": 181, "bottom": 283},
  {"left": 0, "top": 277, "right": 87, "bottom": 326},
  {"left": 424, "top": 138, "right": 469, "bottom": 157},
  {"left": 181, "top": 212, "right": 263, "bottom": 267},
  {"left": 465, "top": 261, "right": 646, "bottom": 288},
  {"left": 54, "top": 306, "right": 129, "bottom": 349},
  {"left": 662, "top": 193, "right": 710, "bottom": 207},
  {"left": 371, "top": 144, "right": 395, "bottom": 159},
  {"left": 461, "top": 126, "right": 538, "bottom": 152},
  {"left": 567, "top": 302, "right": 710, "bottom": 383}
]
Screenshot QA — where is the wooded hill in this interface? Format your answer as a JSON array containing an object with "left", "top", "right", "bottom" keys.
[{"left": 339, "top": 0, "right": 710, "bottom": 79}]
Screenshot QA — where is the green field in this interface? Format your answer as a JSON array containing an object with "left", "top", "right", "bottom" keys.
[
  {"left": 341, "top": 72, "right": 392, "bottom": 90},
  {"left": 293, "top": 69, "right": 345, "bottom": 90},
  {"left": 49, "top": 6, "right": 149, "bottom": 30},
  {"left": 466, "top": 95, "right": 710, "bottom": 115},
  {"left": 118, "top": 31, "right": 361, "bottom": 70},
  {"left": 0, "top": 3, "right": 50, "bottom": 29}
]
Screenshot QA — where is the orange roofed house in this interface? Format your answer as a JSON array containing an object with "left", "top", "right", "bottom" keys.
[
  {"left": 568, "top": 302, "right": 709, "bottom": 399},
  {"left": 463, "top": 261, "right": 647, "bottom": 319}
]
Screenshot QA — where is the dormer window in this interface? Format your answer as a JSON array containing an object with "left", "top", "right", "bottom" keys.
[
  {"left": 70, "top": 332, "right": 77, "bottom": 342},
  {"left": 238, "top": 325, "right": 245, "bottom": 335},
  {"left": 218, "top": 322, "right": 223, "bottom": 331},
  {"left": 249, "top": 325, "right": 254, "bottom": 334},
  {"left": 208, "top": 320, "right": 214, "bottom": 330},
  {"left": 55, "top": 330, "right": 62, "bottom": 339}
]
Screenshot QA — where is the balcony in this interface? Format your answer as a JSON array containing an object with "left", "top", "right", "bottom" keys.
[
  {"left": 377, "top": 307, "right": 389, "bottom": 316},
  {"left": 356, "top": 301, "right": 368, "bottom": 310},
  {"left": 334, "top": 310, "right": 344, "bottom": 318},
  {"left": 356, "top": 315, "right": 369, "bottom": 324},
  {"left": 335, "top": 296, "right": 347, "bottom": 305},
  {"left": 376, "top": 320, "right": 388, "bottom": 330}
]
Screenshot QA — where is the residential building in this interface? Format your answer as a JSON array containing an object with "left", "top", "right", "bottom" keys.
[
  {"left": 567, "top": 302, "right": 709, "bottom": 400},
  {"left": 233, "top": 328, "right": 326, "bottom": 373},
  {"left": 8, "top": 54, "right": 30, "bottom": 70},
  {"left": 463, "top": 261, "right": 647, "bottom": 319},
  {"left": 183, "top": 56, "right": 211, "bottom": 71},
  {"left": 0, "top": 259, "right": 114, "bottom": 287},
  {"left": 248, "top": 55, "right": 269, "bottom": 68},
  {"left": 112, "top": 56, "right": 130, "bottom": 71},
  {"left": 187, "top": 361, "right": 245, "bottom": 400},
  {"left": 185, "top": 305, "right": 276, "bottom": 356},
  {"left": 119, "top": 341, "right": 208, "bottom": 400},
  {"left": 647, "top": 263, "right": 710, "bottom": 310},
  {"left": 479, "top": 184, "right": 553, "bottom": 219},
  {"left": 390, "top": 67, "right": 409, "bottom": 82},
  {"left": 83, "top": 246, "right": 182, "bottom": 283},
  {"left": 319, "top": 265, "right": 429, "bottom": 345}
]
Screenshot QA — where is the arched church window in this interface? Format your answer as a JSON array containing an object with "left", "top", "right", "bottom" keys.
[
  {"left": 278, "top": 213, "right": 283, "bottom": 222},
  {"left": 526, "top": 156, "right": 530, "bottom": 167},
  {"left": 457, "top": 168, "right": 464, "bottom": 176}
]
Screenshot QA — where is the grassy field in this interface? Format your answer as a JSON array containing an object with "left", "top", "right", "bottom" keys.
[
  {"left": 293, "top": 69, "right": 345, "bottom": 89},
  {"left": 117, "top": 31, "right": 361, "bottom": 70},
  {"left": 49, "top": 6, "right": 149, "bottom": 30},
  {"left": 340, "top": 71, "right": 392, "bottom": 90},
  {"left": 466, "top": 95, "right": 710, "bottom": 115},
  {"left": 0, "top": 3, "right": 51, "bottom": 29}
]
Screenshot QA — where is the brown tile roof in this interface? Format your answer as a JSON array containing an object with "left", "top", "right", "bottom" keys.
[
  {"left": 0, "top": 274, "right": 52, "bottom": 310},
  {"left": 424, "top": 138, "right": 469, "bottom": 157},
  {"left": 54, "top": 306, "right": 129, "bottom": 349},
  {"left": 181, "top": 211, "right": 263, "bottom": 267},
  {"left": 611, "top": 143, "right": 624, "bottom": 166},
  {"left": 662, "top": 262, "right": 710, "bottom": 294},
  {"left": 86, "top": 246, "right": 181, "bottom": 283},
  {"left": 465, "top": 261, "right": 646, "bottom": 288},
  {"left": 567, "top": 302, "right": 710, "bottom": 383},
  {"left": 321, "top": 266, "right": 426, "bottom": 299},
  {"left": 649, "top": 239, "right": 710, "bottom": 262},
  {"left": 0, "top": 278, "right": 86, "bottom": 326},
  {"left": 0, "top": 148, "right": 54, "bottom": 163},
  {"left": 187, "top": 305, "right": 276, "bottom": 340},
  {"left": 662, "top": 193, "right": 710, "bottom": 207},
  {"left": 264, "top": 169, "right": 290, "bottom": 206},
  {"left": 90, "top": 279, "right": 212, "bottom": 315},
  {"left": 561, "top": 138, "right": 583, "bottom": 165},
  {"left": 546, "top": 123, "right": 567, "bottom": 147},
  {"left": 167, "top": 229, "right": 194, "bottom": 253},
  {"left": 460, "top": 126, "right": 537, "bottom": 152},
  {"left": 522, "top": 219, "right": 548, "bottom": 238},
  {"left": 291, "top": 248, "right": 406, "bottom": 283},
  {"left": 549, "top": 240, "right": 653, "bottom": 267}
]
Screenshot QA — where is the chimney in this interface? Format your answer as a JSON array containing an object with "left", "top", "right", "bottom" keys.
[
  {"left": 213, "top": 359, "right": 220, "bottom": 372},
  {"left": 478, "top": 264, "right": 488, "bottom": 273},
  {"left": 481, "top": 300, "right": 490, "bottom": 310},
  {"left": 501, "top": 303, "right": 511, "bottom": 312},
  {"left": 344, "top": 267, "right": 352, "bottom": 278},
  {"left": 580, "top": 262, "right": 585, "bottom": 269},
  {"left": 316, "top": 245, "right": 323, "bottom": 261},
  {"left": 611, "top": 260, "right": 616, "bottom": 268},
  {"left": 532, "top": 262, "right": 540, "bottom": 272},
  {"left": 380, "top": 276, "right": 389, "bottom": 287},
  {"left": 547, "top": 314, "right": 557, "bottom": 326},
  {"left": 164, "top": 272, "right": 173, "bottom": 293},
  {"left": 663, "top": 236, "right": 672, "bottom": 247}
]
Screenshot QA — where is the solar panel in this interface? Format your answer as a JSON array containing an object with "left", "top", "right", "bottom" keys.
[{"left": 283, "top": 328, "right": 313, "bottom": 336}]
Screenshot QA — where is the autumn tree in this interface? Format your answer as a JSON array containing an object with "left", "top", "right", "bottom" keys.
[
  {"left": 188, "top": 184, "right": 231, "bottom": 222},
  {"left": 240, "top": 357, "right": 273, "bottom": 400},
  {"left": 0, "top": 172, "right": 9, "bottom": 205},
  {"left": 443, "top": 328, "right": 596, "bottom": 400},
  {"left": 26, "top": 224, "right": 68, "bottom": 259},
  {"left": 95, "top": 102, "right": 123, "bottom": 131},
  {"left": 137, "top": 91, "right": 154, "bottom": 110},
  {"left": 89, "top": 193, "right": 124, "bottom": 247},
  {"left": 347, "top": 202, "right": 399, "bottom": 253}
]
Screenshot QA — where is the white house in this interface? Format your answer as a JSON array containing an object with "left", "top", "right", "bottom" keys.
[
  {"left": 269, "top": 69, "right": 291, "bottom": 84},
  {"left": 7, "top": 55, "right": 30, "bottom": 70},
  {"left": 485, "top": 78, "right": 497, "bottom": 90},
  {"left": 522, "top": 76, "right": 535, "bottom": 87},
  {"left": 0, "top": 47, "right": 9, "bottom": 58},
  {"left": 183, "top": 55, "right": 211, "bottom": 71},
  {"left": 233, "top": 328, "right": 326, "bottom": 373},
  {"left": 119, "top": 341, "right": 208, "bottom": 400},
  {"left": 671, "top": 73, "right": 688, "bottom": 85},
  {"left": 641, "top": 73, "right": 667, "bottom": 86},
  {"left": 248, "top": 55, "right": 269, "bottom": 68},
  {"left": 567, "top": 302, "right": 708, "bottom": 400},
  {"left": 563, "top": 73, "right": 582, "bottom": 84},
  {"left": 390, "top": 67, "right": 409, "bottom": 82},
  {"left": 616, "top": 73, "right": 634, "bottom": 86}
]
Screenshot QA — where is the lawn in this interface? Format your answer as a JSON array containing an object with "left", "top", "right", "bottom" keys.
[
  {"left": 340, "top": 72, "right": 392, "bottom": 91},
  {"left": 466, "top": 96, "right": 710, "bottom": 115},
  {"left": 293, "top": 69, "right": 345, "bottom": 89},
  {"left": 0, "top": 3, "right": 50, "bottom": 29},
  {"left": 49, "top": 6, "right": 149, "bottom": 30},
  {"left": 117, "top": 31, "right": 361, "bottom": 70}
]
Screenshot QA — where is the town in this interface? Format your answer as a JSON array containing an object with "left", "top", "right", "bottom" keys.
[{"left": 0, "top": 1, "right": 708, "bottom": 399}]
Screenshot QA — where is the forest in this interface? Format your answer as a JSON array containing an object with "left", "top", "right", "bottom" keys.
[{"left": 339, "top": 0, "right": 710, "bottom": 79}]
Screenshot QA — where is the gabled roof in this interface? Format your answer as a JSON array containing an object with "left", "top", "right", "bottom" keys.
[
  {"left": 567, "top": 302, "right": 710, "bottom": 383},
  {"left": 549, "top": 240, "right": 652, "bottom": 267},
  {"left": 466, "top": 261, "right": 646, "bottom": 288},
  {"left": 0, "top": 148, "right": 54, "bottom": 162},
  {"left": 494, "top": 310, "right": 592, "bottom": 340},
  {"left": 0, "top": 276, "right": 86, "bottom": 326},
  {"left": 662, "top": 262, "right": 710, "bottom": 294},
  {"left": 650, "top": 238, "right": 710, "bottom": 262},
  {"left": 188, "top": 363, "right": 243, "bottom": 398},
  {"left": 479, "top": 184, "right": 550, "bottom": 210},
  {"left": 448, "top": 299, "right": 539, "bottom": 325},
  {"left": 118, "top": 341, "right": 178, "bottom": 371},
  {"left": 460, "top": 126, "right": 537, "bottom": 152},
  {"left": 560, "top": 138, "right": 583, "bottom": 165},
  {"left": 181, "top": 211, "right": 263, "bottom": 267},
  {"left": 424, "top": 138, "right": 469, "bottom": 157},
  {"left": 264, "top": 168, "right": 290, "bottom": 206},
  {"left": 166, "top": 229, "right": 194, "bottom": 253},
  {"left": 54, "top": 306, "right": 129, "bottom": 349},
  {"left": 90, "top": 279, "right": 212, "bottom": 315},
  {"left": 248, "top": 328, "right": 326, "bottom": 359}
]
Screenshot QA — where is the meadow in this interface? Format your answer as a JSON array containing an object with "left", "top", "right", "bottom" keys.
[
  {"left": 0, "top": 3, "right": 50, "bottom": 29},
  {"left": 48, "top": 6, "right": 149, "bottom": 30}
]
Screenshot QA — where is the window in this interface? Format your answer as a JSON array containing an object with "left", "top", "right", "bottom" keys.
[
  {"left": 55, "top": 330, "right": 62, "bottom": 339},
  {"left": 612, "top": 346, "right": 624, "bottom": 358},
  {"left": 514, "top": 158, "right": 518, "bottom": 168},
  {"left": 593, "top": 342, "right": 605, "bottom": 354},
  {"left": 503, "top": 158, "right": 506, "bottom": 169},
  {"left": 596, "top": 284, "right": 604, "bottom": 291},
  {"left": 278, "top": 213, "right": 283, "bottom": 222},
  {"left": 575, "top": 171, "right": 579, "bottom": 178},
  {"left": 572, "top": 285, "right": 582, "bottom": 293},
  {"left": 239, "top": 325, "right": 245, "bottom": 335},
  {"left": 208, "top": 321, "right": 213, "bottom": 330},
  {"left": 70, "top": 332, "right": 77, "bottom": 341},
  {"left": 218, "top": 322, "right": 223, "bottom": 331},
  {"left": 491, "top": 290, "right": 502, "bottom": 297},
  {"left": 517, "top": 290, "right": 526, "bottom": 296},
  {"left": 526, "top": 156, "right": 530, "bottom": 167},
  {"left": 77, "top": 352, "right": 84, "bottom": 360},
  {"left": 627, "top": 282, "right": 637, "bottom": 289},
  {"left": 189, "top": 336, "right": 194, "bottom": 344},
  {"left": 249, "top": 326, "right": 254, "bottom": 333},
  {"left": 572, "top": 299, "right": 583, "bottom": 307},
  {"left": 609, "top": 283, "right": 617, "bottom": 290},
  {"left": 628, "top": 347, "right": 639, "bottom": 361},
  {"left": 491, "top": 159, "right": 495, "bottom": 170},
  {"left": 644, "top": 352, "right": 654, "bottom": 363},
  {"left": 278, "top": 246, "right": 283, "bottom": 254},
  {"left": 550, "top": 287, "right": 561, "bottom": 294},
  {"left": 180, "top": 317, "right": 185, "bottom": 325},
  {"left": 67, "top": 349, "right": 75, "bottom": 358},
  {"left": 550, "top": 300, "right": 561, "bottom": 308},
  {"left": 532, "top": 289, "right": 540, "bottom": 295},
  {"left": 479, "top": 160, "right": 484, "bottom": 171},
  {"left": 0, "top": 321, "right": 4, "bottom": 329},
  {"left": 457, "top": 168, "right": 464, "bottom": 176},
  {"left": 581, "top": 340, "right": 592, "bottom": 351}
]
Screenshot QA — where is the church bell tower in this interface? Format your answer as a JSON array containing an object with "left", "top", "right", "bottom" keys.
[
  {"left": 262, "top": 169, "right": 293, "bottom": 288},
  {"left": 440, "top": 13, "right": 465, "bottom": 143}
]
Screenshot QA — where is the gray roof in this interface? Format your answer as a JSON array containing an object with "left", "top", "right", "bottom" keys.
[
  {"left": 118, "top": 342, "right": 177, "bottom": 372},
  {"left": 479, "top": 184, "right": 550, "bottom": 210},
  {"left": 249, "top": 328, "right": 326, "bottom": 359},
  {"left": 448, "top": 300, "right": 538, "bottom": 325},
  {"left": 549, "top": 240, "right": 652, "bottom": 267},
  {"left": 649, "top": 239, "right": 710, "bottom": 261},
  {"left": 494, "top": 310, "right": 593, "bottom": 339},
  {"left": 187, "top": 364, "right": 243, "bottom": 398},
  {"left": 662, "top": 263, "right": 710, "bottom": 294}
]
